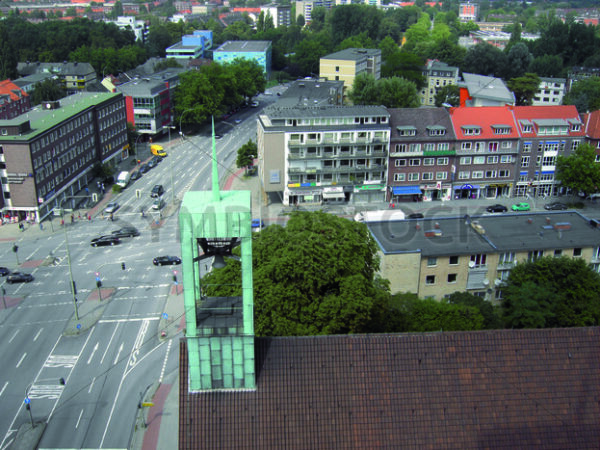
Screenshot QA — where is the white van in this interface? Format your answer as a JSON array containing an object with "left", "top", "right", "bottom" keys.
[{"left": 116, "top": 171, "right": 131, "bottom": 188}]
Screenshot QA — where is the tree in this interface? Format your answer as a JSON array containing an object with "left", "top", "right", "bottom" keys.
[
  {"left": 236, "top": 139, "right": 257, "bottom": 174},
  {"left": 349, "top": 74, "right": 420, "bottom": 108},
  {"left": 507, "top": 72, "right": 540, "bottom": 106},
  {"left": 501, "top": 257, "right": 600, "bottom": 328},
  {"left": 528, "top": 54, "right": 564, "bottom": 78},
  {"left": 348, "top": 73, "right": 379, "bottom": 105},
  {"left": 201, "top": 211, "right": 390, "bottom": 336},
  {"left": 555, "top": 143, "right": 600, "bottom": 197},
  {"left": 434, "top": 84, "right": 460, "bottom": 107},
  {"left": 462, "top": 43, "right": 506, "bottom": 77},
  {"left": 563, "top": 76, "right": 600, "bottom": 114},
  {"left": 447, "top": 292, "right": 503, "bottom": 329},
  {"left": 30, "top": 78, "right": 66, "bottom": 105},
  {"left": 503, "top": 42, "right": 533, "bottom": 79}
]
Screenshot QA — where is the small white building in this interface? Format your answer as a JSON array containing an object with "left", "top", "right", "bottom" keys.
[{"left": 532, "top": 78, "right": 567, "bottom": 106}]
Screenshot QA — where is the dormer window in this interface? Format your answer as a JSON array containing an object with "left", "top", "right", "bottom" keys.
[
  {"left": 492, "top": 125, "right": 512, "bottom": 135},
  {"left": 396, "top": 126, "right": 416, "bottom": 137},
  {"left": 426, "top": 125, "right": 446, "bottom": 136},
  {"left": 462, "top": 126, "right": 481, "bottom": 136},
  {"left": 567, "top": 119, "right": 582, "bottom": 132},
  {"left": 519, "top": 120, "right": 532, "bottom": 133}
]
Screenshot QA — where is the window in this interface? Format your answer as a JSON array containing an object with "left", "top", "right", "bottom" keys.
[
  {"left": 499, "top": 252, "right": 514, "bottom": 264},
  {"left": 554, "top": 249, "right": 562, "bottom": 257},
  {"left": 437, "top": 143, "right": 449, "bottom": 151},
  {"left": 487, "top": 155, "right": 498, "bottom": 164},
  {"left": 573, "top": 248, "right": 582, "bottom": 257},
  {"left": 447, "top": 274, "right": 457, "bottom": 283},
  {"left": 422, "top": 172, "right": 434, "bottom": 181},
  {"left": 436, "top": 172, "right": 447, "bottom": 180},
  {"left": 408, "top": 173, "right": 420, "bottom": 181},
  {"left": 409, "top": 159, "right": 420, "bottom": 166},
  {"left": 335, "top": 66, "right": 339, "bottom": 72},
  {"left": 521, "top": 156, "right": 529, "bottom": 167},
  {"left": 470, "top": 254, "right": 486, "bottom": 267},
  {"left": 395, "top": 144, "right": 407, "bottom": 153},
  {"left": 572, "top": 140, "right": 580, "bottom": 150},
  {"left": 472, "top": 171, "right": 483, "bottom": 179},
  {"left": 424, "top": 143, "right": 435, "bottom": 151},
  {"left": 528, "top": 250, "right": 543, "bottom": 262},
  {"left": 449, "top": 255, "right": 459, "bottom": 265},
  {"left": 427, "top": 257, "right": 437, "bottom": 266},
  {"left": 460, "top": 157, "right": 471, "bottom": 165},
  {"left": 437, "top": 157, "right": 449, "bottom": 165},
  {"left": 473, "top": 156, "right": 485, "bottom": 164},
  {"left": 485, "top": 170, "right": 497, "bottom": 178},
  {"left": 488, "top": 142, "right": 499, "bottom": 152},
  {"left": 462, "top": 126, "right": 481, "bottom": 136},
  {"left": 522, "top": 142, "right": 532, "bottom": 152},
  {"left": 499, "top": 169, "right": 510, "bottom": 177},
  {"left": 393, "top": 173, "right": 406, "bottom": 182},
  {"left": 500, "top": 155, "right": 512, "bottom": 164},
  {"left": 461, "top": 142, "right": 472, "bottom": 150},
  {"left": 425, "top": 275, "right": 436, "bottom": 285},
  {"left": 395, "top": 159, "right": 406, "bottom": 167},
  {"left": 423, "top": 158, "right": 435, "bottom": 166},
  {"left": 501, "top": 141, "right": 512, "bottom": 149},
  {"left": 458, "top": 171, "right": 470, "bottom": 179}
]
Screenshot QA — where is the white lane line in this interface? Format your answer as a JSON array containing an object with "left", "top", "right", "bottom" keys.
[
  {"left": 100, "top": 323, "right": 120, "bottom": 365},
  {"left": 159, "top": 340, "right": 172, "bottom": 383},
  {"left": 75, "top": 408, "right": 84, "bottom": 429},
  {"left": 113, "top": 343, "right": 124, "bottom": 366},
  {"left": 99, "top": 317, "right": 160, "bottom": 323},
  {"left": 8, "top": 330, "right": 19, "bottom": 343},
  {"left": 15, "top": 353, "right": 26, "bottom": 368},
  {"left": 33, "top": 328, "right": 43, "bottom": 342},
  {"left": 88, "top": 377, "right": 95, "bottom": 394},
  {"left": 87, "top": 342, "right": 99, "bottom": 365},
  {"left": 0, "top": 381, "right": 8, "bottom": 398}
]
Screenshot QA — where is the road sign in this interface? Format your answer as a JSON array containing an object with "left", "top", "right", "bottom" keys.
[
  {"left": 162, "top": 313, "right": 168, "bottom": 319},
  {"left": 24, "top": 397, "right": 30, "bottom": 404}
]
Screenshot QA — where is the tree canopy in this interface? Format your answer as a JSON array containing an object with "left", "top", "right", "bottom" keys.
[
  {"left": 555, "top": 143, "right": 600, "bottom": 197},
  {"left": 563, "top": 76, "right": 600, "bottom": 114},
  {"left": 507, "top": 72, "right": 540, "bottom": 106},
  {"left": 501, "top": 256, "right": 600, "bottom": 328},
  {"left": 349, "top": 73, "right": 420, "bottom": 108},
  {"left": 201, "top": 211, "right": 390, "bottom": 336}
]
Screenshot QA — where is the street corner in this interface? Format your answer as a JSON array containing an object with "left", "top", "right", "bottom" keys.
[
  {"left": 86, "top": 287, "right": 115, "bottom": 302},
  {"left": 12, "top": 421, "right": 46, "bottom": 450}
]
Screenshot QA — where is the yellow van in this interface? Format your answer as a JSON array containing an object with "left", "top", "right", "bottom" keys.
[{"left": 151, "top": 145, "right": 167, "bottom": 157}]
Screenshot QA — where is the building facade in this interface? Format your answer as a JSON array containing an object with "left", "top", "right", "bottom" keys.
[
  {"left": 166, "top": 30, "right": 213, "bottom": 60},
  {"left": 105, "top": 16, "right": 149, "bottom": 43},
  {"left": 17, "top": 61, "right": 97, "bottom": 95},
  {"left": 213, "top": 41, "right": 272, "bottom": 80},
  {"left": 258, "top": 105, "right": 390, "bottom": 206},
  {"left": 459, "top": 73, "right": 515, "bottom": 107},
  {"left": 260, "top": 4, "right": 292, "bottom": 28},
  {"left": 532, "top": 77, "right": 567, "bottom": 106},
  {"left": 0, "top": 80, "right": 30, "bottom": 120},
  {"left": 319, "top": 48, "right": 382, "bottom": 101},
  {"left": 0, "top": 92, "right": 127, "bottom": 222},
  {"left": 419, "top": 60, "right": 460, "bottom": 107},
  {"left": 295, "top": 0, "right": 334, "bottom": 24}
]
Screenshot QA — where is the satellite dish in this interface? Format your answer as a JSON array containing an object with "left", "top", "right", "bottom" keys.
[
  {"left": 483, "top": 279, "right": 489, "bottom": 286},
  {"left": 468, "top": 261, "right": 476, "bottom": 268},
  {"left": 494, "top": 279, "right": 502, "bottom": 286}
]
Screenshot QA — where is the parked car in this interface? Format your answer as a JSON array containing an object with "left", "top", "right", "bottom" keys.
[
  {"left": 407, "top": 213, "right": 424, "bottom": 219},
  {"left": 152, "top": 198, "right": 165, "bottom": 210},
  {"left": 251, "top": 219, "right": 265, "bottom": 231},
  {"left": 544, "top": 202, "right": 568, "bottom": 211},
  {"left": 139, "top": 164, "right": 150, "bottom": 173},
  {"left": 486, "top": 204, "right": 508, "bottom": 213},
  {"left": 0, "top": 267, "right": 10, "bottom": 276},
  {"left": 91, "top": 235, "right": 121, "bottom": 247},
  {"left": 234, "top": 119, "right": 242, "bottom": 124},
  {"left": 251, "top": 100, "right": 259, "bottom": 107},
  {"left": 151, "top": 155, "right": 162, "bottom": 165},
  {"left": 151, "top": 184, "right": 164, "bottom": 198},
  {"left": 7, "top": 272, "right": 33, "bottom": 283},
  {"left": 130, "top": 170, "right": 141, "bottom": 181},
  {"left": 153, "top": 256, "right": 181, "bottom": 266},
  {"left": 511, "top": 202, "right": 531, "bottom": 211},
  {"left": 147, "top": 158, "right": 157, "bottom": 169},
  {"left": 111, "top": 226, "right": 140, "bottom": 238},
  {"left": 104, "top": 202, "right": 120, "bottom": 214}
]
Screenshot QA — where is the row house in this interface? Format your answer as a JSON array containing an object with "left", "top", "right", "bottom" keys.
[
  {"left": 583, "top": 110, "right": 600, "bottom": 153},
  {"left": 0, "top": 80, "right": 30, "bottom": 120},
  {"left": 258, "top": 105, "right": 390, "bottom": 206}
]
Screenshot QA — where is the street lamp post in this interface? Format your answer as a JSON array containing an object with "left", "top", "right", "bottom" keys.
[
  {"left": 167, "top": 126, "right": 176, "bottom": 203},
  {"left": 178, "top": 108, "right": 196, "bottom": 139}
]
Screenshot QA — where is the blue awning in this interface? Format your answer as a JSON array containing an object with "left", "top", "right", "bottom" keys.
[{"left": 392, "top": 186, "right": 422, "bottom": 195}]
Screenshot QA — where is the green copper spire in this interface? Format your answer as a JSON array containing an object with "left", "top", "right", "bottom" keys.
[{"left": 212, "top": 116, "right": 220, "bottom": 202}]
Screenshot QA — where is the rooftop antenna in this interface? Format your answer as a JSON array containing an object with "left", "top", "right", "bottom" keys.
[{"left": 211, "top": 116, "right": 220, "bottom": 202}]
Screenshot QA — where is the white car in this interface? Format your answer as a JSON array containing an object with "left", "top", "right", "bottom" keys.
[
  {"left": 234, "top": 119, "right": 242, "bottom": 124},
  {"left": 104, "top": 202, "right": 120, "bottom": 214}
]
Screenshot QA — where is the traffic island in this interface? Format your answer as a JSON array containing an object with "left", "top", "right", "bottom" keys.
[
  {"left": 157, "top": 284, "right": 184, "bottom": 341},
  {"left": 63, "top": 288, "right": 114, "bottom": 336},
  {"left": 12, "top": 421, "right": 46, "bottom": 450}
]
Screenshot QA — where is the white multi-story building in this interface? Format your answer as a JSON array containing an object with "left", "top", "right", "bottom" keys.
[{"left": 532, "top": 78, "right": 567, "bottom": 106}]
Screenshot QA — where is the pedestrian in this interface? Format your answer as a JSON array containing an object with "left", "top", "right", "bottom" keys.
[
  {"left": 88, "top": 214, "right": 91, "bottom": 221},
  {"left": 61, "top": 219, "right": 64, "bottom": 226},
  {"left": 109, "top": 213, "right": 113, "bottom": 222},
  {"left": 78, "top": 213, "right": 81, "bottom": 220},
  {"left": 70, "top": 214, "right": 74, "bottom": 223},
  {"left": 101, "top": 183, "right": 105, "bottom": 194},
  {"left": 39, "top": 222, "right": 43, "bottom": 231},
  {"left": 19, "top": 223, "right": 24, "bottom": 232}
]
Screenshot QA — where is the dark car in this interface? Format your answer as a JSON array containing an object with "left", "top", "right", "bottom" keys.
[
  {"left": 407, "top": 213, "right": 424, "bottom": 219},
  {"left": 7, "top": 272, "right": 33, "bottom": 283},
  {"left": 111, "top": 226, "right": 140, "bottom": 238},
  {"left": 544, "top": 202, "right": 568, "bottom": 211},
  {"left": 151, "top": 184, "right": 164, "bottom": 198},
  {"left": 153, "top": 256, "right": 181, "bottom": 266},
  {"left": 152, "top": 155, "right": 162, "bottom": 164},
  {"left": 0, "top": 267, "right": 10, "bottom": 276},
  {"left": 91, "top": 235, "right": 121, "bottom": 247},
  {"left": 486, "top": 204, "right": 508, "bottom": 213},
  {"left": 147, "top": 159, "right": 157, "bottom": 169},
  {"left": 130, "top": 170, "right": 141, "bottom": 181},
  {"left": 139, "top": 164, "right": 150, "bottom": 173}
]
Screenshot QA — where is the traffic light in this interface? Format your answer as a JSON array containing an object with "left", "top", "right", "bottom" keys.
[
  {"left": 12, "top": 244, "right": 18, "bottom": 253},
  {"left": 72, "top": 281, "right": 77, "bottom": 295},
  {"left": 96, "top": 280, "right": 102, "bottom": 288},
  {"left": 121, "top": 262, "right": 126, "bottom": 270}
]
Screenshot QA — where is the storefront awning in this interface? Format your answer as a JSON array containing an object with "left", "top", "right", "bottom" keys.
[{"left": 392, "top": 186, "right": 422, "bottom": 195}]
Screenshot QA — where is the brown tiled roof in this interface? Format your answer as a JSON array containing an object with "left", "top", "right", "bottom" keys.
[{"left": 179, "top": 327, "right": 600, "bottom": 449}]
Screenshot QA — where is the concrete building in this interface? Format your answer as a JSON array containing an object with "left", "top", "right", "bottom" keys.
[
  {"left": 459, "top": 2, "right": 478, "bottom": 22},
  {"left": 274, "top": 79, "right": 344, "bottom": 108},
  {"left": 532, "top": 77, "right": 567, "bottom": 106},
  {"left": 459, "top": 73, "right": 515, "bottom": 107},
  {"left": 295, "top": 0, "right": 335, "bottom": 23},
  {"left": 371, "top": 211, "right": 600, "bottom": 300},
  {"left": 319, "top": 48, "right": 381, "bottom": 101},
  {"left": 260, "top": 3, "right": 292, "bottom": 28},
  {"left": 0, "top": 80, "right": 30, "bottom": 120},
  {"left": 257, "top": 105, "right": 390, "bottom": 206},
  {"left": 0, "top": 92, "right": 127, "bottom": 221},
  {"left": 166, "top": 30, "right": 213, "bottom": 60},
  {"left": 388, "top": 108, "right": 457, "bottom": 203},
  {"left": 419, "top": 60, "right": 460, "bottom": 107},
  {"left": 17, "top": 61, "right": 97, "bottom": 95},
  {"left": 12, "top": 73, "right": 56, "bottom": 94},
  {"left": 213, "top": 40, "right": 272, "bottom": 80},
  {"left": 105, "top": 16, "right": 149, "bottom": 43}
]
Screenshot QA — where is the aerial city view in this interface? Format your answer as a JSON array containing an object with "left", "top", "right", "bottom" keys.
[{"left": 0, "top": 0, "right": 599, "bottom": 447}]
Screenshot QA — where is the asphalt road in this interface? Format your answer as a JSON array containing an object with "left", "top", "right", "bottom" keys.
[{"left": 0, "top": 103, "right": 264, "bottom": 449}]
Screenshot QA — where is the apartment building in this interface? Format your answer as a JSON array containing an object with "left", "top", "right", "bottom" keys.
[
  {"left": 388, "top": 108, "right": 457, "bottom": 202},
  {"left": 319, "top": 48, "right": 381, "bottom": 101},
  {"left": 512, "top": 105, "right": 585, "bottom": 197},
  {"left": 532, "top": 77, "right": 567, "bottom": 106},
  {"left": 295, "top": 0, "right": 334, "bottom": 24},
  {"left": 213, "top": 41, "right": 272, "bottom": 80},
  {"left": 0, "top": 80, "right": 30, "bottom": 120},
  {"left": 17, "top": 61, "right": 97, "bottom": 95},
  {"left": 257, "top": 105, "right": 390, "bottom": 206},
  {"left": 449, "top": 106, "right": 520, "bottom": 200},
  {"left": 260, "top": 3, "right": 292, "bottom": 28},
  {"left": 459, "top": 1, "right": 478, "bottom": 22},
  {"left": 166, "top": 30, "right": 212, "bottom": 60},
  {"left": 105, "top": 16, "right": 149, "bottom": 43},
  {"left": 419, "top": 60, "right": 460, "bottom": 106},
  {"left": 0, "top": 92, "right": 127, "bottom": 222},
  {"left": 371, "top": 211, "right": 600, "bottom": 301}
]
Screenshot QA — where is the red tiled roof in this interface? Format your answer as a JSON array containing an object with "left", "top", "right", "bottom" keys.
[
  {"left": 0, "top": 80, "right": 27, "bottom": 101},
  {"left": 512, "top": 105, "right": 585, "bottom": 137},
  {"left": 449, "top": 106, "right": 520, "bottom": 140},
  {"left": 179, "top": 327, "right": 600, "bottom": 449},
  {"left": 584, "top": 110, "right": 600, "bottom": 139}
]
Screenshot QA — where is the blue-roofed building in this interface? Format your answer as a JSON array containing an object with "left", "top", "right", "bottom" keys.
[
  {"left": 213, "top": 41, "right": 272, "bottom": 80},
  {"left": 166, "top": 30, "right": 213, "bottom": 60}
]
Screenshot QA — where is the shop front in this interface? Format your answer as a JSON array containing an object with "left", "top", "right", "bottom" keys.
[
  {"left": 454, "top": 183, "right": 480, "bottom": 199},
  {"left": 322, "top": 186, "right": 347, "bottom": 203},
  {"left": 484, "top": 183, "right": 512, "bottom": 199},
  {"left": 390, "top": 185, "right": 422, "bottom": 203},
  {"left": 421, "top": 182, "right": 452, "bottom": 202},
  {"left": 352, "top": 184, "right": 386, "bottom": 204}
]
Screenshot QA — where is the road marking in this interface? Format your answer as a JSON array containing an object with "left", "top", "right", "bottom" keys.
[
  {"left": 88, "top": 376, "right": 95, "bottom": 394},
  {"left": 0, "top": 381, "right": 7, "bottom": 398},
  {"left": 159, "top": 340, "right": 172, "bottom": 383},
  {"left": 8, "top": 330, "right": 19, "bottom": 343},
  {"left": 27, "top": 384, "right": 64, "bottom": 400},
  {"left": 75, "top": 408, "right": 84, "bottom": 429},
  {"left": 125, "top": 320, "right": 150, "bottom": 377},
  {"left": 113, "top": 342, "right": 124, "bottom": 366},
  {"left": 16, "top": 353, "right": 26, "bottom": 368},
  {"left": 100, "top": 323, "right": 119, "bottom": 365},
  {"left": 87, "top": 342, "right": 99, "bottom": 365},
  {"left": 33, "top": 328, "right": 43, "bottom": 342},
  {"left": 44, "top": 355, "right": 78, "bottom": 368},
  {"left": 99, "top": 316, "right": 160, "bottom": 323}
]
